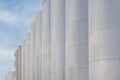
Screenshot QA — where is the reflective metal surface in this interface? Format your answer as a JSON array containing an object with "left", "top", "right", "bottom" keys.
[
  {"left": 35, "top": 11, "right": 42, "bottom": 80},
  {"left": 30, "top": 22, "right": 36, "bottom": 80},
  {"left": 14, "top": 46, "right": 22, "bottom": 80},
  {"left": 51, "top": 0, "right": 66, "bottom": 80},
  {"left": 42, "top": 0, "right": 51, "bottom": 80},
  {"left": 26, "top": 33, "right": 31, "bottom": 80},
  {"left": 66, "top": 0, "right": 88, "bottom": 80},
  {"left": 89, "top": 0, "right": 120, "bottom": 80},
  {"left": 21, "top": 40, "right": 26, "bottom": 80}
]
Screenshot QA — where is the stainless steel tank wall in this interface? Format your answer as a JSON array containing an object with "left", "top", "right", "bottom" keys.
[
  {"left": 66, "top": 0, "right": 88, "bottom": 80},
  {"left": 15, "top": 45, "right": 22, "bottom": 80},
  {"left": 30, "top": 22, "right": 36, "bottom": 80},
  {"left": 19, "top": 46, "right": 22, "bottom": 80},
  {"left": 51, "top": 0, "right": 66, "bottom": 80},
  {"left": 21, "top": 40, "right": 26, "bottom": 80},
  {"left": 42, "top": 0, "right": 51, "bottom": 80},
  {"left": 35, "top": 11, "right": 42, "bottom": 80},
  {"left": 89, "top": 0, "right": 120, "bottom": 80},
  {"left": 26, "top": 32, "right": 31, "bottom": 80}
]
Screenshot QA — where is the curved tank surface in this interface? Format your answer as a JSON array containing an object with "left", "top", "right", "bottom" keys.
[
  {"left": 66, "top": 0, "right": 88, "bottom": 80},
  {"left": 26, "top": 33, "right": 31, "bottom": 80},
  {"left": 51, "top": 0, "right": 66, "bottom": 80},
  {"left": 89, "top": 0, "right": 120, "bottom": 80},
  {"left": 42, "top": 0, "right": 51, "bottom": 80},
  {"left": 21, "top": 40, "right": 26, "bottom": 80},
  {"left": 30, "top": 22, "right": 36, "bottom": 80},
  {"left": 35, "top": 11, "right": 42, "bottom": 80}
]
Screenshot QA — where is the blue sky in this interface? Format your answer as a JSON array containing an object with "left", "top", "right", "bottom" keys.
[{"left": 0, "top": 0, "right": 42, "bottom": 80}]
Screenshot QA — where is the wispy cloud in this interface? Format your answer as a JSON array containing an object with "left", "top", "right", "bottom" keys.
[
  {"left": 0, "top": 0, "right": 42, "bottom": 80},
  {"left": 0, "top": 11, "right": 17, "bottom": 25},
  {"left": 0, "top": 48, "right": 15, "bottom": 80}
]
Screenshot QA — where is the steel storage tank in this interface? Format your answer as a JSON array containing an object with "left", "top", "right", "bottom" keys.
[
  {"left": 21, "top": 40, "right": 26, "bottom": 80},
  {"left": 51, "top": 0, "right": 66, "bottom": 80},
  {"left": 66, "top": 0, "right": 88, "bottom": 80},
  {"left": 26, "top": 32, "right": 31, "bottom": 80},
  {"left": 30, "top": 22, "right": 36, "bottom": 80},
  {"left": 35, "top": 11, "right": 42, "bottom": 80},
  {"left": 89, "top": 0, "right": 120, "bottom": 80},
  {"left": 15, "top": 46, "right": 22, "bottom": 80},
  {"left": 42, "top": 0, "right": 51, "bottom": 80}
]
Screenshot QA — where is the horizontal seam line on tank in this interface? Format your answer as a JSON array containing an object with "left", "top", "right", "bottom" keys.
[
  {"left": 92, "top": 24, "right": 120, "bottom": 33},
  {"left": 92, "top": 45, "right": 120, "bottom": 50},
  {"left": 68, "top": 42, "right": 88, "bottom": 46},
  {"left": 90, "top": 58, "right": 120, "bottom": 63}
]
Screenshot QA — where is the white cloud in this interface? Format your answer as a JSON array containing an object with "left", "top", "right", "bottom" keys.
[
  {"left": 0, "top": 48, "right": 15, "bottom": 57},
  {"left": 0, "top": 48, "right": 15, "bottom": 79},
  {"left": 0, "top": 0, "right": 42, "bottom": 80},
  {"left": 0, "top": 48, "right": 15, "bottom": 66},
  {"left": 0, "top": 11, "right": 17, "bottom": 24}
]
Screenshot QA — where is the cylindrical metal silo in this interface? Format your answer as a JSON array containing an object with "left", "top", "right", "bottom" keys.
[
  {"left": 35, "top": 11, "right": 42, "bottom": 80},
  {"left": 26, "top": 32, "right": 31, "bottom": 80},
  {"left": 42, "top": 0, "right": 51, "bottom": 80},
  {"left": 51, "top": 0, "right": 66, "bottom": 80},
  {"left": 21, "top": 40, "right": 26, "bottom": 80},
  {"left": 66, "top": 0, "right": 88, "bottom": 80},
  {"left": 30, "top": 22, "right": 36, "bottom": 80},
  {"left": 89, "top": 0, "right": 120, "bottom": 80},
  {"left": 36, "top": 11, "right": 42, "bottom": 80},
  {"left": 15, "top": 45, "right": 22, "bottom": 80}
]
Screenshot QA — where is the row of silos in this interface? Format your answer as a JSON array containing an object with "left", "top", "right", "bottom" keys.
[
  {"left": 14, "top": 0, "right": 120, "bottom": 80},
  {"left": 15, "top": 0, "right": 88, "bottom": 80},
  {"left": 30, "top": 0, "right": 88, "bottom": 80},
  {"left": 15, "top": 33, "right": 31, "bottom": 80},
  {"left": 66, "top": 0, "right": 120, "bottom": 80}
]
